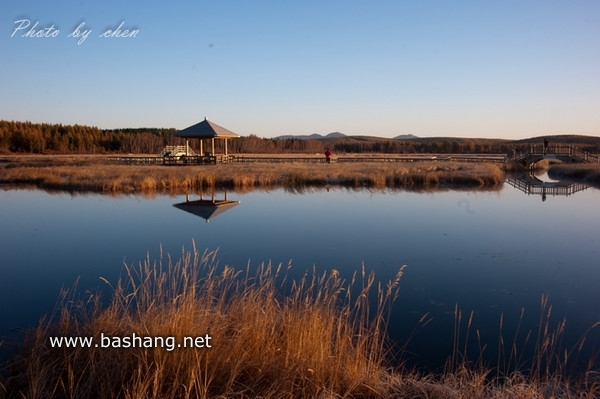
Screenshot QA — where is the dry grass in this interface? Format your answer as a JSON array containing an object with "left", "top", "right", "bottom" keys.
[
  {"left": 444, "top": 300, "right": 600, "bottom": 399},
  {"left": 0, "top": 245, "right": 404, "bottom": 399},
  {"left": 0, "top": 155, "right": 506, "bottom": 194},
  {"left": 1, "top": 245, "right": 598, "bottom": 399}
]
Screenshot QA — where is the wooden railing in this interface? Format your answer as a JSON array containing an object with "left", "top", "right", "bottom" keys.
[
  {"left": 159, "top": 145, "right": 197, "bottom": 157},
  {"left": 230, "top": 154, "right": 507, "bottom": 163},
  {"left": 108, "top": 153, "right": 509, "bottom": 165},
  {"left": 107, "top": 154, "right": 233, "bottom": 165},
  {"left": 511, "top": 145, "right": 599, "bottom": 164}
]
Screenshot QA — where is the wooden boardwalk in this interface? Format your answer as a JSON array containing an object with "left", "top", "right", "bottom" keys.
[
  {"left": 106, "top": 143, "right": 598, "bottom": 166},
  {"left": 107, "top": 153, "right": 508, "bottom": 165},
  {"left": 107, "top": 154, "right": 232, "bottom": 165}
]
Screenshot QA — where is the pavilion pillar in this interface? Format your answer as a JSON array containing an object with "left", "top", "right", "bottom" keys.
[
  {"left": 211, "top": 138, "right": 215, "bottom": 155},
  {"left": 199, "top": 139, "right": 203, "bottom": 156},
  {"left": 224, "top": 139, "right": 228, "bottom": 156}
]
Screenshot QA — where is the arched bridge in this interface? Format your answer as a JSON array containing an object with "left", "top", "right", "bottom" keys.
[{"left": 512, "top": 145, "right": 599, "bottom": 167}]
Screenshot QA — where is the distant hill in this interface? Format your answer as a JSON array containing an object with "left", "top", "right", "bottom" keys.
[
  {"left": 325, "top": 132, "right": 347, "bottom": 138},
  {"left": 276, "top": 132, "right": 420, "bottom": 140},
  {"left": 275, "top": 132, "right": 347, "bottom": 140},
  {"left": 509, "top": 135, "right": 600, "bottom": 145},
  {"left": 394, "top": 134, "right": 419, "bottom": 140},
  {"left": 274, "top": 132, "right": 599, "bottom": 145}
]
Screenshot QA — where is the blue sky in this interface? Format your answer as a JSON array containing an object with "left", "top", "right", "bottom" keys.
[{"left": 1, "top": 1, "right": 599, "bottom": 139}]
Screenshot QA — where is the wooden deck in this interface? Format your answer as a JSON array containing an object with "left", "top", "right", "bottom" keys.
[
  {"left": 107, "top": 155, "right": 233, "bottom": 165},
  {"left": 107, "top": 153, "right": 508, "bottom": 165}
]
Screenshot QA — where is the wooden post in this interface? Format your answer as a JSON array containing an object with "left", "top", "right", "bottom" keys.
[{"left": 211, "top": 138, "right": 215, "bottom": 155}]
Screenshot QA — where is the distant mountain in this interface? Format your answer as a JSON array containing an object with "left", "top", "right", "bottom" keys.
[
  {"left": 325, "top": 132, "right": 346, "bottom": 138},
  {"left": 394, "top": 134, "right": 419, "bottom": 140},
  {"left": 276, "top": 132, "right": 419, "bottom": 140},
  {"left": 275, "top": 132, "right": 347, "bottom": 140}
]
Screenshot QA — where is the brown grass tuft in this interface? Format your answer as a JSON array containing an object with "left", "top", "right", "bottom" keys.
[
  {"left": 1, "top": 245, "right": 404, "bottom": 399},
  {"left": 139, "top": 176, "right": 157, "bottom": 191}
]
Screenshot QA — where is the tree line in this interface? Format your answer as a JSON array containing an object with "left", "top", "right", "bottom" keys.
[
  {"left": 0, "top": 121, "right": 328, "bottom": 155},
  {"left": 1, "top": 120, "right": 598, "bottom": 155},
  {"left": 328, "top": 138, "right": 510, "bottom": 154},
  {"left": 0, "top": 121, "right": 178, "bottom": 154}
]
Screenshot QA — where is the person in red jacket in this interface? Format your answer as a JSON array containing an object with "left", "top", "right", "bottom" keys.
[{"left": 324, "top": 148, "right": 332, "bottom": 163}]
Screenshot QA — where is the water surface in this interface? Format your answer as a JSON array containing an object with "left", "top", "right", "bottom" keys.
[{"left": 1, "top": 177, "right": 599, "bottom": 370}]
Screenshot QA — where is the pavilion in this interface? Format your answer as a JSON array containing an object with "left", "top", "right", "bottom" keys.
[{"left": 174, "top": 118, "right": 240, "bottom": 162}]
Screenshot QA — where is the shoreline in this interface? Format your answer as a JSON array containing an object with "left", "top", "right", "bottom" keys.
[
  {"left": 547, "top": 163, "right": 600, "bottom": 186},
  {"left": 0, "top": 154, "right": 510, "bottom": 194}
]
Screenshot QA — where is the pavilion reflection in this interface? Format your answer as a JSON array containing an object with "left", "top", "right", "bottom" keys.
[{"left": 173, "top": 191, "right": 240, "bottom": 222}]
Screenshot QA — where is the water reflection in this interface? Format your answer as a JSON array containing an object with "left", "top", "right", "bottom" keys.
[
  {"left": 173, "top": 191, "right": 240, "bottom": 223},
  {"left": 1, "top": 183, "right": 599, "bottom": 371},
  {"left": 505, "top": 172, "right": 589, "bottom": 201}
]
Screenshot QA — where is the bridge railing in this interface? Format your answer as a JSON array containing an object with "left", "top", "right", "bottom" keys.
[
  {"left": 570, "top": 147, "right": 600, "bottom": 163},
  {"left": 526, "top": 144, "right": 576, "bottom": 156},
  {"left": 511, "top": 145, "right": 599, "bottom": 164}
]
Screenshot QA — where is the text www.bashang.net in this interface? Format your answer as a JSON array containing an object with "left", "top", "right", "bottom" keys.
[{"left": 49, "top": 333, "right": 212, "bottom": 352}]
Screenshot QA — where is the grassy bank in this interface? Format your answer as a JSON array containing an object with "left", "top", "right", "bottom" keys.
[
  {"left": 0, "top": 155, "right": 507, "bottom": 194},
  {"left": 1, "top": 246, "right": 598, "bottom": 398},
  {"left": 548, "top": 163, "right": 600, "bottom": 187}
]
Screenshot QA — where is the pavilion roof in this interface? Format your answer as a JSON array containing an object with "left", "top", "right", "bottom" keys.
[
  {"left": 173, "top": 199, "right": 240, "bottom": 222},
  {"left": 174, "top": 118, "right": 240, "bottom": 139}
]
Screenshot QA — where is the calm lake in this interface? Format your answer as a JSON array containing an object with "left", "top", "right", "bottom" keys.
[{"left": 1, "top": 172, "right": 599, "bottom": 371}]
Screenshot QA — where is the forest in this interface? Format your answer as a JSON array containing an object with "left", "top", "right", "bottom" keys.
[{"left": 1, "top": 120, "right": 598, "bottom": 155}]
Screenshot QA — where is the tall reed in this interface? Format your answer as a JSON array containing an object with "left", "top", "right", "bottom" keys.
[
  {"left": 2, "top": 244, "right": 598, "bottom": 398},
  {"left": 446, "top": 295, "right": 600, "bottom": 397},
  {"left": 1, "top": 244, "right": 404, "bottom": 399}
]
